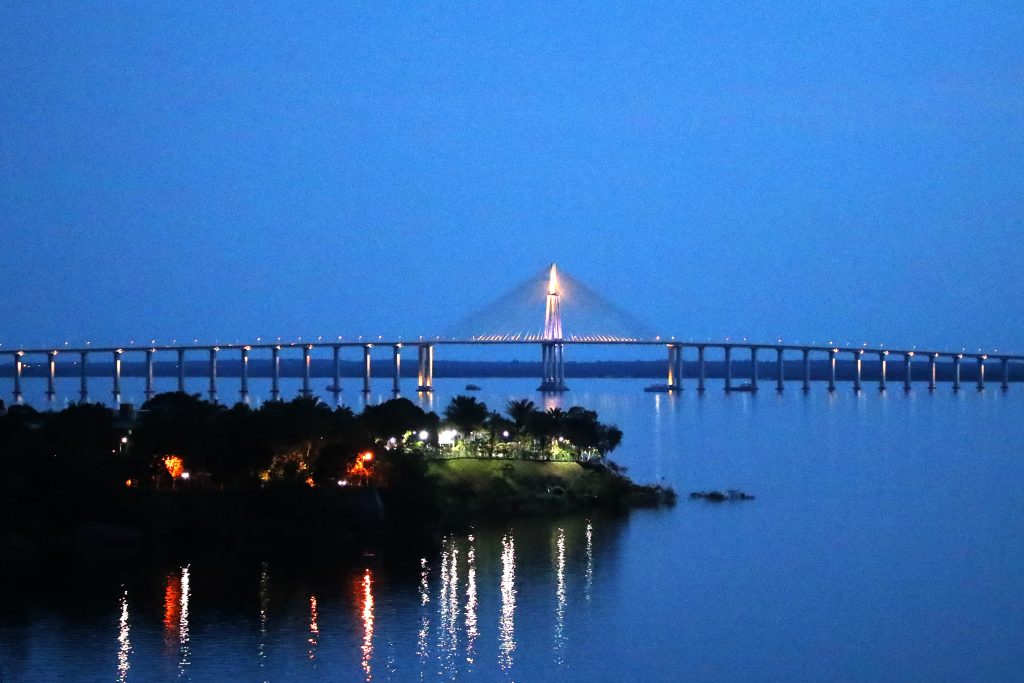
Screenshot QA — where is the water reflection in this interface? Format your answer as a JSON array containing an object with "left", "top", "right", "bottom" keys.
[
  {"left": 179, "top": 565, "right": 191, "bottom": 677},
  {"left": 585, "top": 520, "right": 594, "bottom": 602},
  {"left": 553, "top": 527, "right": 567, "bottom": 665},
  {"left": 437, "top": 538, "right": 460, "bottom": 678},
  {"left": 465, "top": 534, "right": 479, "bottom": 668},
  {"left": 499, "top": 532, "right": 517, "bottom": 671},
  {"left": 117, "top": 589, "right": 131, "bottom": 683},
  {"left": 416, "top": 558, "right": 430, "bottom": 677},
  {"left": 307, "top": 595, "right": 319, "bottom": 661},
  {"left": 258, "top": 562, "right": 269, "bottom": 671},
  {"left": 359, "top": 570, "right": 374, "bottom": 679}
]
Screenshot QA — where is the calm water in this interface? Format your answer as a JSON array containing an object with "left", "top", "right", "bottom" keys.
[{"left": 2, "top": 378, "right": 1024, "bottom": 681}]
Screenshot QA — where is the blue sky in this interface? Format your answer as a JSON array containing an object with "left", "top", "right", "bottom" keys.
[{"left": 2, "top": 2, "right": 1022, "bottom": 353}]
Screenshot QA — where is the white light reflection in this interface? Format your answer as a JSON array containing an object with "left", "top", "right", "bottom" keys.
[
  {"left": 585, "top": 520, "right": 594, "bottom": 602},
  {"left": 179, "top": 565, "right": 191, "bottom": 676},
  {"left": 360, "top": 570, "right": 375, "bottom": 680},
  {"left": 416, "top": 558, "right": 430, "bottom": 678},
  {"left": 308, "top": 595, "right": 319, "bottom": 661},
  {"left": 498, "top": 532, "right": 517, "bottom": 671},
  {"left": 117, "top": 589, "right": 131, "bottom": 682},
  {"left": 436, "top": 538, "right": 459, "bottom": 677},
  {"left": 554, "top": 527, "right": 567, "bottom": 664},
  {"left": 258, "top": 562, "right": 269, "bottom": 670},
  {"left": 465, "top": 534, "right": 478, "bottom": 668}
]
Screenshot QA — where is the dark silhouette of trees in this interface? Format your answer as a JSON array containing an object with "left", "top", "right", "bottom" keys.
[{"left": 443, "top": 395, "right": 489, "bottom": 435}]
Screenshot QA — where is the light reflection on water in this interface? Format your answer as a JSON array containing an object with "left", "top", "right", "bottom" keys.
[
  {"left": 498, "top": 532, "right": 516, "bottom": 673},
  {"left": 3, "top": 381, "right": 1024, "bottom": 681},
  {"left": 116, "top": 590, "right": 130, "bottom": 683}
]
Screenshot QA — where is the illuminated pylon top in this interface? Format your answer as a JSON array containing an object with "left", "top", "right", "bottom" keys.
[{"left": 543, "top": 262, "right": 563, "bottom": 341}]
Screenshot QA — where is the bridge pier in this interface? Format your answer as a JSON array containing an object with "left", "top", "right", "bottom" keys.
[
  {"left": 977, "top": 356, "right": 986, "bottom": 390},
  {"left": 417, "top": 344, "right": 434, "bottom": 392},
  {"left": 145, "top": 349, "right": 155, "bottom": 400},
  {"left": 903, "top": 352, "right": 913, "bottom": 392},
  {"left": 828, "top": 349, "right": 837, "bottom": 392},
  {"left": 697, "top": 346, "right": 706, "bottom": 392},
  {"left": 776, "top": 348, "right": 784, "bottom": 392},
  {"left": 802, "top": 348, "right": 810, "bottom": 392},
  {"left": 271, "top": 346, "right": 281, "bottom": 400},
  {"left": 208, "top": 347, "right": 218, "bottom": 403},
  {"left": 47, "top": 351, "right": 57, "bottom": 399},
  {"left": 363, "top": 345, "right": 372, "bottom": 394},
  {"left": 12, "top": 353, "right": 23, "bottom": 402},
  {"left": 852, "top": 350, "right": 862, "bottom": 392},
  {"left": 724, "top": 346, "right": 732, "bottom": 392},
  {"left": 1002, "top": 358, "right": 1010, "bottom": 390},
  {"left": 240, "top": 347, "right": 250, "bottom": 399},
  {"left": 113, "top": 349, "right": 123, "bottom": 400},
  {"left": 539, "top": 342, "right": 567, "bottom": 392},
  {"left": 392, "top": 344, "right": 402, "bottom": 394},
  {"left": 177, "top": 349, "right": 186, "bottom": 392},
  {"left": 928, "top": 354, "right": 937, "bottom": 391},
  {"left": 953, "top": 354, "right": 962, "bottom": 391},
  {"left": 878, "top": 351, "right": 888, "bottom": 391},
  {"left": 302, "top": 345, "right": 312, "bottom": 397},
  {"left": 79, "top": 350, "right": 88, "bottom": 401},
  {"left": 331, "top": 345, "right": 341, "bottom": 394},
  {"left": 666, "top": 345, "right": 681, "bottom": 391},
  {"left": 750, "top": 347, "right": 758, "bottom": 391}
]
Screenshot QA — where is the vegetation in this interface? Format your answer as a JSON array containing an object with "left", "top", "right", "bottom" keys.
[{"left": 0, "top": 393, "right": 671, "bottom": 557}]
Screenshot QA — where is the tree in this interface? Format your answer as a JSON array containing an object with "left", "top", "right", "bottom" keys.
[
  {"left": 443, "top": 395, "right": 489, "bottom": 435},
  {"left": 505, "top": 398, "right": 537, "bottom": 435}
]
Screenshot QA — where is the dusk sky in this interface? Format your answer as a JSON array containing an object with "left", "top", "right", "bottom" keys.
[{"left": 2, "top": 2, "right": 1022, "bottom": 352}]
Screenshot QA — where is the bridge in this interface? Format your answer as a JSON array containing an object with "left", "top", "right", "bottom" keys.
[{"left": 2, "top": 263, "right": 1021, "bottom": 404}]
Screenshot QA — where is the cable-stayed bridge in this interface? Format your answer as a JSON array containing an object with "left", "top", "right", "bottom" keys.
[{"left": 2, "top": 263, "right": 1022, "bottom": 404}]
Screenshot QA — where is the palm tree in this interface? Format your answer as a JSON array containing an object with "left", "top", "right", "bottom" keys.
[
  {"left": 443, "top": 395, "right": 489, "bottom": 436},
  {"left": 505, "top": 398, "right": 537, "bottom": 434}
]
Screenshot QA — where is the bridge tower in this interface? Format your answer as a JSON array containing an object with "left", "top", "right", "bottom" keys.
[{"left": 539, "top": 263, "right": 568, "bottom": 391}]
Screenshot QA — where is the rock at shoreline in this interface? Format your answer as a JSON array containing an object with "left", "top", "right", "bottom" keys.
[{"left": 689, "top": 489, "right": 755, "bottom": 502}]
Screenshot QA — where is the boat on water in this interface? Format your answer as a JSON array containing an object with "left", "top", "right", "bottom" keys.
[{"left": 465, "top": 383, "right": 482, "bottom": 391}]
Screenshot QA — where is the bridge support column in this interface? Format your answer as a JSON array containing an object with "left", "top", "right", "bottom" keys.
[
  {"left": 302, "top": 346, "right": 312, "bottom": 397},
  {"left": 953, "top": 355, "right": 962, "bottom": 392},
  {"left": 802, "top": 348, "right": 811, "bottom": 392},
  {"left": 666, "top": 345, "right": 680, "bottom": 390},
  {"left": 392, "top": 345, "right": 402, "bottom": 394},
  {"left": 417, "top": 344, "right": 434, "bottom": 392},
  {"left": 113, "top": 350, "right": 122, "bottom": 399},
  {"left": 79, "top": 350, "right": 88, "bottom": 401},
  {"left": 828, "top": 349, "right": 837, "bottom": 392},
  {"left": 12, "top": 353, "right": 23, "bottom": 402},
  {"left": 977, "top": 356, "right": 986, "bottom": 390},
  {"left": 776, "top": 348, "right": 784, "bottom": 392},
  {"left": 331, "top": 346, "right": 341, "bottom": 394},
  {"left": 903, "top": 353, "right": 913, "bottom": 392},
  {"left": 271, "top": 346, "right": 281, "bottom": 400},
  {"left": 852, "top": 350, "right": 862, "bottom": 392},
  {"left": 697, "top": 346, "right": 706, "bottom": 392},
  {"left": 240, "top": 347, "right": 250, "bottom": 399},
  {"left": 145, "top": 349, "right": 155, "bottom": 400},
  {"left": 363, "top": 345, "right": 372, "bottom": 394},
  {"left": 724, "top": 346, "right": 732, "bottom": 392},
  {"left": 878, "top": 351, "right": 888, "bottom": 391},
  {"left": 208, "top": 348, "right": 218, "bottom": 403},
  {"left": 1002, "top": 358, "right": 1010, "bottom": 390},
  {"left": 539, "top": 342, "right": 568, "bottom": 392},
  {"left": 750, "top": 347, "right": 758, "bottom": 391},
  {"left": 47, "top": 351, "right": 57, "bottom": 399},
  {"left": 928, "top": 354, "right": 937, "bottom": 391}
]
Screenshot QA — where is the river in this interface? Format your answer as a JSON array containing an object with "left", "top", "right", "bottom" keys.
[{"left": 2, "top": 377, "right": 1023, "bottom": 681}]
